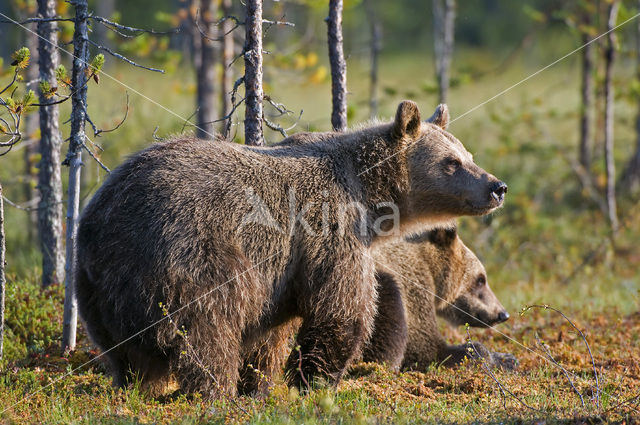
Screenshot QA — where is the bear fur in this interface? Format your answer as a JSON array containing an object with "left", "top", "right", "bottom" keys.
[
  {"left": 76, "top": 101, "right": 506, "bottom": 398},
  {"left": 364, "top": 227, "right": 517, "bottom": 371}
]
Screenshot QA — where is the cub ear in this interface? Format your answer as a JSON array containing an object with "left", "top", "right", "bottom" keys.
[
  {"left": 427, "top": 225, "right": 457, "bottom": 247},
  {"left": 425, "top": 104, "right": 450, "bottom": 130},
  {"left": 393, "top": 100, "right": 422, "bottom": 140}
]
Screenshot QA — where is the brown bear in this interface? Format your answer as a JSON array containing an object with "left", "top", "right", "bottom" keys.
[
  {"left": 75, "top": 101, "right": 507, "bottom": 398},
  {"left": 363, "top": 226, "right": 517, "bottom": 371}
]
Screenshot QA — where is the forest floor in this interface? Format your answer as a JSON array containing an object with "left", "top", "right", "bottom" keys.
[
  {"left": 0, "top": 281, "right": 639, "bottom": 424},
  {"left": 1, "top": 52, "right": 640, "bottom": 423}
]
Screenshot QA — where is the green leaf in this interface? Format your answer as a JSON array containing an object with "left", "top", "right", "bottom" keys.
[{"left": 11, "top": 47, "right": 30, "bottom": 69}]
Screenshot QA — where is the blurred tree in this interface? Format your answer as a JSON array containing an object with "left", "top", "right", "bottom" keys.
[
  {"left": 36, "top": 0, "right": 64, "bottom": 288},
  {"left": 244, "top": 0, "right": 264, "bottom": 145},
  {"left": 94, "top": 0, "right": 115, "bottom": 49},
  {"left": 195, "top": 0, "right": 218, "bottom": 139},
  {"left": 221, "top": 0, "right": 234, "bottom": 134},
  {"left": 621, "top": 0, "right": 640, "bottom": 196},
  {"left": 578, "top": 4, "right": 595, "bottom": 170},
  {"left": 432, "top": 0, "right": 455, "bottom": 104},
  {"left": 363, "top": 0, "right": 381, "bottom": 119},
  {"left": 0, "top": 183, "right": 4, "bottom": 360},
  {"left": 23, "top": 24, "right": 38, "bottom": 244},
  {"left": 603, "top": 0, "right": 619, "bottom": 233},
  {"left": 327, "top": 0, "right": 346, "bottom": 131}
]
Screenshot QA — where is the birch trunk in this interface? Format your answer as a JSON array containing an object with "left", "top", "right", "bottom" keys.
[
  {"left": 244, "top": 0, "right": 264, "bottom": 146},
  {"left": 327, "top": 0, "right": 347, "bottom": 131},
  {"left": 221, "top": 0, "right": 234, "bottom": 136},
  {"left": 579, "top": 30, "right": 594, "bottom": 170},
  {"left": 364, "top": 0, "right": 381, "bottom": 119},
  {"left": 0, "top": 184, "right": 5, "bottom": 361},
  {"left": 37, "top": 0, "right": 65, "bottom": 288},
  {"left": 432, "top": 0, "right": 455, "bottom": 104},
  {"left": 196, "top": 0, "right": 217, "bottom": 139},
  {"left": 62, "top": 0, "right": 90, "bottom": 352},
  {"left": 604, "top": 1, "right": 619, "bottom": 232}
]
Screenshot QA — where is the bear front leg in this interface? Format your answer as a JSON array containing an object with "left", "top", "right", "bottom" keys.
[
  {"left": 440, "top": 341, "right": 518, "bottom": 370},
  {"left": 285, "top": 252, "right": 377, "bottom": 391},
  {"left": 362, "top": 271, "right": 408, "bottom": 370}
]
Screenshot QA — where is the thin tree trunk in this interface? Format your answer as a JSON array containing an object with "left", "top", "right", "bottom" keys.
[
  {"left": 364, "top": 0, "right": 381, "bottom": 119},
  {"left": 196, "top": 0, "right": 218, "bottom": 139},
  {"left": 24, "top": 24, "right": 39, "bottom": 244},
  {"left": 604, "top": 1, "right": 619, "bottom": 232},
  {"left": 221, "top": 0, "right": 234, "bottom": 136},
  {"left": 0, "top": 184, "right": 5, "bottom": 361},
  {"left": 37, "top": 0, "right": 65, "bottom": 288},
  {"left": 244, "top": 0, "right": 264, "bottom": 146},
  {"left": 327, "top": 0, "right": 347, "bottom": 131},
  {"left": 579, "top": 30, "right": 594, "bottom": 170},
  {"left": 621, "top": 0, "right": 640, "bottom": 195},
  {"left": 94, "top": 0, "right": 115, "bottom": 50},
  {"left": 62, "top": 0, "right": 90, "bottom": 352},
  {"left": 432, "top": 0, "right": 455, "bottom": 104}
]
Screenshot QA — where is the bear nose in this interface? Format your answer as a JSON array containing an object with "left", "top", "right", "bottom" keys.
[
  {"left": 497, "top": 311, "right": 510, "bottom": 323},
  {"left": 490, "top": 181, "right": 508, "bottom": 203}
]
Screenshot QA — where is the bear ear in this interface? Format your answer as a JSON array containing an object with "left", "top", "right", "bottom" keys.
[
  {"left": 427, "top": 225, "right": 457, "bottom": 247},
  {"left": 425, "top": 104, "right": 450, "bottom": 130},
  {"left": 392, "top": 100, "right": 422, "bottom": 140}
]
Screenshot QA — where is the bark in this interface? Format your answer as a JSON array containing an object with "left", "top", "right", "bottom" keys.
[
  {"left": 221, "top": 0, "right": 234, "bottom": 136},
  {"left": 195, "top": 0, "right": 218, "bottom": 139},
  {"left": 62, "top": 0, "right": 90, "bottom": 352},
  {"left": 432, "top": 0, "right": 455, "bottom": 104},
  {"left": 37, "top": 0, "right": 65, "bottom": 288},
  {"left": 244, "top": 0, "right": 264, "bottom": 146},
  {"left": 327, "top": 0, "right": 347, "bottom": 131},
  {"left": 620, "top": 0, "right": 640, "bottom": 195},
  {"left": 604, "top": 1, "right": 619, "bottom": 232},
  {"left": 579, "top": 30, "right": 594, "bottom": 170},
  {"left": 0, "top": 184, "right": 5, "bottom": 361},
  {"left": 24, "top": 24, "right": 39, "bottom": 244},
  {"left": 364, "top": 0, "right": 381, "bottom": 119}
]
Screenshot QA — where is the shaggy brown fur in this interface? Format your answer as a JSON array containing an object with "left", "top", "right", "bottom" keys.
[
  {"left": 76, "top": 101, "right": 506, "bottom": 398},
  {"left": 366, "top": 227, "right": 517, "bottom": 370}
]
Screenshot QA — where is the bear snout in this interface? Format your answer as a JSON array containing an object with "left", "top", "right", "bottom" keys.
[
  {"left": 489, "top": 181, "right": 508, "bottom": 203},
  {"left": 497, "top": 310, "right": 510, "bottom": 323}
]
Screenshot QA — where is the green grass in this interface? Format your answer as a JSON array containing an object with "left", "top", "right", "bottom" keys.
[{"left": 1, "top": 45, "right": 640, "bottom": 422}]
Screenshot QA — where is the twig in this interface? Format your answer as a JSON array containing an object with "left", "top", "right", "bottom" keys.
[
  {"left": 181, "top": 107, "right": 200, "bottom": 134},
  {"left": 522, "top": 305, "right": 600, "bottom": 410},
  {"left": 466, "top": 328, "right": 545, "bottom": 413},
  {"left": 296, "top": 345, "right": 310, "bottom": 393},
  {"left": 82, "top": 137, "right": 110, "bottom": 173},
  {"left": 152, "top": 126, "right": 163, "bottom": 142},
  {"left": 85, "top": 39, "right": 164, "bottom": 73},
  {"left": 0, "top": 16, "right": 74, "bottom": 25},
  {"left": 534, "top": 333, "right": 585, "bottom": 408},
  {"left": 89, "top": 15, "right": 179, "bottom": 36},
  {"left": 93, "top": 92, "right": 130, "bottom": 137}
]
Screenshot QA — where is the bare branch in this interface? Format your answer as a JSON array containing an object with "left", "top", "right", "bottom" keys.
[
  {"left": 85, "top": 38, "right": 165, "bottom": 73},
  {"left": 89, "top": 15, "right": 179, "bottom": 36},
  {"left": 0, "top": 16, "right": 74, "bottom": 25},
  {"left": 82, "top": 137, "right": 110, "bottom": 173}
]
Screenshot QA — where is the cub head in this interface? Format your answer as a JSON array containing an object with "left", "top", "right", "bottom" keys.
[
  {"left": 424, "top": 227, "right": 510, "bottom": 328},
  {"left": 391, "top": 101, "right": 507, "bottom": 223}
]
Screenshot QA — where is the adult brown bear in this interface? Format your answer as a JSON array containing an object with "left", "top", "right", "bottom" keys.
[{"left": 75, "top": 101, "right": 507, "bottom": 397}]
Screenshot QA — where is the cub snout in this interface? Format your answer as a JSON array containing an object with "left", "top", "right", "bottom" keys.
[{"left": 490, "top": 181, "right": 508, "bottom": 204}]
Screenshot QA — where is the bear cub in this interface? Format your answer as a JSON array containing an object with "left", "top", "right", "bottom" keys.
[{"left": 364, "top": 227, "right": 517, "bottom": 371}]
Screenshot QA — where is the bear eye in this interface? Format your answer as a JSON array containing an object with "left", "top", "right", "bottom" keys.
[
  {"left": 445, "top": 158, "right": 461, "bottom": 172},
  {"left": 476, "top": 276, "right": 486, "bottom": 287}
]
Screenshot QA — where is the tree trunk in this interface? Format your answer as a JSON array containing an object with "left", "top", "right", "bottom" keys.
[
  {"left": 37, "top": 0, "right": 65, "bottom": 288},
  {"left": 244, "top": 0, "right": 264, "bottom": 146},
  {"left": 579, "top": 30, "right": 594, "bottom": 170},
  {"left": 221, "top": 0, "right": 234, "bottom": 136},
  {"left": 364, "top": 0, "right": 381, "bottom": 119},
  {"left": 620, "top": 0, "right": 640, "bottom": 195},
  {"left": 24, "top": 24, "right": 39, "bottom": 244},
  {"left": 327, "top": 0, "right": 347, "bottom": 131},
  {"left": 62, "top": 0, "right": 90, "bottom": 352},
  {"left": 195, "top": 0, "right": 218, "bottom": 139},
  {"left": 432, "top": 0, "right": 455, "bottom": 104},
  {"left": 604, "top": 1, "right": 619, "bottom": 233},
  {"left": 0, "top": 184, "right": 5, "bottom": 361}
]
